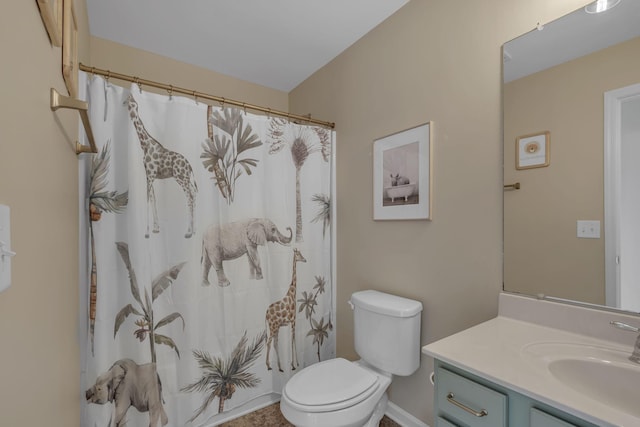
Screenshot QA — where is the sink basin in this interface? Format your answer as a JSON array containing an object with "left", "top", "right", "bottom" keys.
[{"left": 523, "top": 342, "right": 640, "bottom": 417}]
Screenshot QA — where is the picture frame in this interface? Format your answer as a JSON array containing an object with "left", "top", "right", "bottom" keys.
[
  {"left": 373, "top": 122, "right": 433, "bottom": 220},
  {"left": 62, "top": 0, "right": 79, "bottom": 98},
  {"left": 36, "top": 0, "right": 63, "bottom": 47},
  {"left": 516, "top": 131, "right": 550, "bottom": 170}
]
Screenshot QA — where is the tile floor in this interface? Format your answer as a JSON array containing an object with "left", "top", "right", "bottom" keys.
[{"left": 219, "top": 403, "right": 402, "bottom": 427}]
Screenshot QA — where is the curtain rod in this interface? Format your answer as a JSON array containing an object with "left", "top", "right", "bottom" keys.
[{"left": 79, "top": 64, "right": 335, "bottom": 129}]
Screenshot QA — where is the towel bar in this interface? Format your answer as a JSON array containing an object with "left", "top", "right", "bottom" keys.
[{"left": 50, "top": 88, "right": 97, "bottom": 154}]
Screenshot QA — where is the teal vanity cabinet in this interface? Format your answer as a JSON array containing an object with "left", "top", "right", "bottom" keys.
[
  {"left": 435, "top": 365, "right": 507, "bottom": 426},
  {"left": 433, "top": 360, "right": 599, "bottom": 427}
]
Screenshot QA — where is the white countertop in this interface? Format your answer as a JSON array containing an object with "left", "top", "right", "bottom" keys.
[{"left": 422, "top": 293, "right": 640, "bottom": 427}]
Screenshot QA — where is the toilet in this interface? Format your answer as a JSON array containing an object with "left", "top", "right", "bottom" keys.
[{"left": 280, "top": 290, "right": 423, "bottom": 427}]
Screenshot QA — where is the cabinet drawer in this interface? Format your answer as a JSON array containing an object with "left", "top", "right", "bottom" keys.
[
  {"left": 436, "top": 367, "right": 507, "bottom": 427},
  {"left": 435, "top": 416, "right": 460, "bottom": 427},
  {"left": 436, "top": 417, "right": 459, "bottom": 427},
  {"left": 531, "top": 408, "right": 579, "bottom": 427}
]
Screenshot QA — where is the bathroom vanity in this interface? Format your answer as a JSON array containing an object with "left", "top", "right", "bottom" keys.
[{"left": 422, "top": 293, "right": 640, "bottom": 427}]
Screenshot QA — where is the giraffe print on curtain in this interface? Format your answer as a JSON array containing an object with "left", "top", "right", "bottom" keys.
[
  {"left": 265, "top": 248, "right": 306, "bottom": 372},
  {"left": 126, "top": 94, "right": 197, "bottom": 239}
]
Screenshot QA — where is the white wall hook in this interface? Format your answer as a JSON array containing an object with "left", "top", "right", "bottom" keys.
[
  {"left": 0, "top": 205, "right": 13, "bottom": 292},
  {"left": 0, "top": 241, "right": 16, "bottom": 259}
]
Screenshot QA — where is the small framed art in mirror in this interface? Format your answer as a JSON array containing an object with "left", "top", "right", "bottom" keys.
[{"left": 516, "top": 131, "right": 549, "bottom": 170}]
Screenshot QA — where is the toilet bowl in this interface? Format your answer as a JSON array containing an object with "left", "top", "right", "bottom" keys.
[{"left": 280, "top": 358, "right": 391, "bottom": 427}]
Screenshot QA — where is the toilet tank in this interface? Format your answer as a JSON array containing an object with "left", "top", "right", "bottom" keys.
[{"left": 350, "top": 290, "right": 423, "bottom": 376}]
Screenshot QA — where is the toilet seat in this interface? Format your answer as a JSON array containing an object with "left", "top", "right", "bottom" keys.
[{"left": 283, "top": 358, "right": 380, "bottom": 413}]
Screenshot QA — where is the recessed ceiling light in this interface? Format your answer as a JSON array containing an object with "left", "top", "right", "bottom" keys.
[{"left": 585, "top": 0, "right": 622, "bottom": 14}]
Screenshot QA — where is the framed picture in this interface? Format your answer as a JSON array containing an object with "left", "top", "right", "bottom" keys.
[
  {"left": 373, "top": 122, "right": 433, "bottom": 220},
  {"left": 36, "top": 0, "right": 63, "bottom": 47},
  {"left": 516, "top": 131, "right": 550, "bottom": 170},
  {"left": 62, "top": 0, "right": 78, "bottom": 98}
]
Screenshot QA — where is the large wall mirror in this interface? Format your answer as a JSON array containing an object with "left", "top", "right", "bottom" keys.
[{"left": 503, "top": 0, "right": 640, "bottom": 312}]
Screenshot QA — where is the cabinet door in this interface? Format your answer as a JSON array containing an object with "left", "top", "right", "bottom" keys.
[
  {"left": 531, "top": 408, "right": 579, "bottom": 427},
  {"left": 436, "top": 367, "right": 507, "bottom": 427},
  {"left": 435, "top": 417, "right": 460, "bottom": 427}
]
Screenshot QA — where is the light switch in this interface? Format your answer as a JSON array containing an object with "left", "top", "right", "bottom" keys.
[
  {"left": 0, "top": 204, "right": 14, "bottom": 292},
  {"left": 577, "top": 220, "right": 600, "bottom": 239}
]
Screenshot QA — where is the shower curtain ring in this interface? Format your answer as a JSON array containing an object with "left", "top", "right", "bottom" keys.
[
  {"left": 220, "top": 98, "right": 226, "bottom": 109},
  {"left": 134, "top": 77, "right": 142, "bottom": 93},
  {"left": 192, "top": 90, "right": 198, "bottom": 105},
  {"left": 267, "top": 108, "right": 271, "bottom": 118},
  {"left": 242, "top": 102, "right": 247, "bottom": 114},
  {"left": 168, "top": 85, "right": 173, "bottom": 100}
]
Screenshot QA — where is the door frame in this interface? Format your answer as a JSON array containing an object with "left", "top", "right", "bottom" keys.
[{"left": 604, "top": 83, "right": 640, "bottom": 308}]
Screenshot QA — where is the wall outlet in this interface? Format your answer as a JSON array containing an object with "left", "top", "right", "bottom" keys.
[{"left": 577, "top": 220, "right": 600, "bottom": 239}]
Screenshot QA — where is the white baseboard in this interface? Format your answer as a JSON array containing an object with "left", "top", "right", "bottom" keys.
[{"left": 386, "top": 401, "right": 430, "bottom": 427}]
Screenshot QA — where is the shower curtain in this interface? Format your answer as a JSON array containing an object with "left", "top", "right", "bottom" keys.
[{"left": 78, "top": 74, "right": 335, "bottom": 426}]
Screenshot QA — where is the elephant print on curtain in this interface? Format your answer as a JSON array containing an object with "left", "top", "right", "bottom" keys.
[
  {"left": 201, "top": 218, "right": 293, "bottom": 287},
  {"left": 85, "top": 359, "right": 168, "bottom": 427},
  {"left": 80, "top": 74, "right": 335, "bottom": 427}
]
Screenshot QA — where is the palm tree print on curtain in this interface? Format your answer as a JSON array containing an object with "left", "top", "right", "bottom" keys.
[
  {"left": 88, "top": 141, "right": 128, "bottom": 355},
  {"left": 268, "top": 119, "right": 331, "bottom": 242},
  {"left": 113, "top": 242, "right": 186, "bottom": 364},
  {"left": 311, "top": 193, "right": 331, "bottom": 239},
  {"left": 81, "top": 75, "right": 335, "bottom": 426},
  {"left": 182, "top": 330, "right": 266, "bottom": 420},
  {"left": 298, "top": 275, "right": 333, "bottom": 362},
  {"left": 201, "top": 106, "right": 262, "bottom": 203}
]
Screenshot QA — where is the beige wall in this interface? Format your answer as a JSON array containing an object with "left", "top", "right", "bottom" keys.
[
  {"left": 290, "top": 0, "right": 591, "bottom": 424},
  {"left": 89, "top": 37, "right": 289, "bottom": 110},
  {"left": 504, "top": 36, "right": 640, "bottom": 305},
  {"left": 0, "top": 0, "right": 90, "bottom": 425}
]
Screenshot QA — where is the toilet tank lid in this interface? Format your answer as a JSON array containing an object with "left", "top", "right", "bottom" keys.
[{"left": 351, "top": 290, "right": 422, "bottom": 317}]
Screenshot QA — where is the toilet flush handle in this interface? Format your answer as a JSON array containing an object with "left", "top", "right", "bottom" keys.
[{"left": 348, "top": 300, "right": 355, "bottom": 310}]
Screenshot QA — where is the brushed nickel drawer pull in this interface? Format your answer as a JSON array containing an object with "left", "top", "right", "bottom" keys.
[{"left": 446, "top": 392, "right": 488, "bottom": 417}]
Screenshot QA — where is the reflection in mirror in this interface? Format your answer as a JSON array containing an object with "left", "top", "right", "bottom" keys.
[{"left": 503, "top": 0, "right": 640, "bottom": 312}]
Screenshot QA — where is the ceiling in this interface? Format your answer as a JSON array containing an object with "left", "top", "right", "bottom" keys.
[
  {"left": 86, "top": 0, "right": 409, "bottom": 92},
  {"left": 503, "top": 0, "right": 640, "bottom": 83}
]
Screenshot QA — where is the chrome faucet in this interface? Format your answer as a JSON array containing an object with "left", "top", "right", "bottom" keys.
[{"left": 610, "top": 321, "right": 640, "bottom": 363}]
